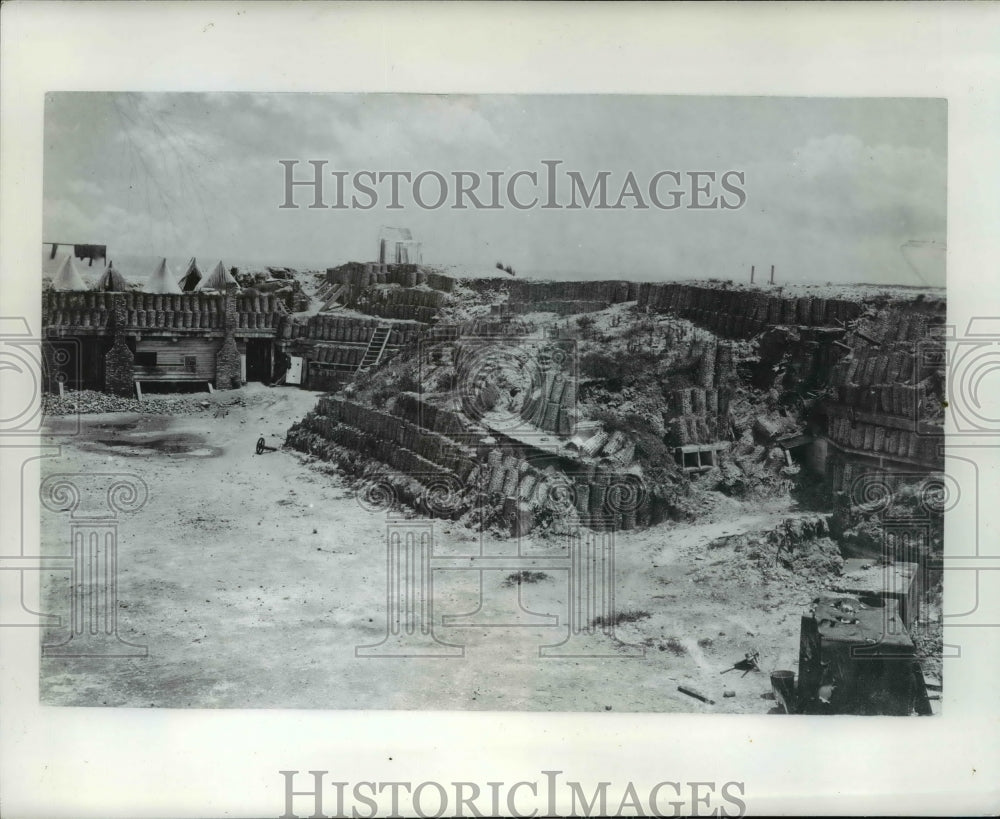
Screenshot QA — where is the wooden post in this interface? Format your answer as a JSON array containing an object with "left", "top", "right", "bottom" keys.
[
  {"left": 750, "top": 265, "right": 755, "bottom": 284},
  {"left": 770, "top": 265, "right": 775, "bottom": 284}
]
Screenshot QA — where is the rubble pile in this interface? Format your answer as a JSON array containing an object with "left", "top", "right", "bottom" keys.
[
  {"left": 710, "top": 515, "right": 843, "bottom": 581},
  {"left": 41, "top": 389, "right": 239, "bottom": 416},
  {"left": 829, "top": 474, "right": 945, "bottom": 561},
  {"left": 434, "top": 282, "right": 509, "bottom": 323},
  {"left": 240, "top": 267, "right": 311, "bottom": 313}
]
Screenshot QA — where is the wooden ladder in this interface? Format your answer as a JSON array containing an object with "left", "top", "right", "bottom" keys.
[
  {"left": 357, "top": 325, "right": 391, "bottom": 372},
  {"left": 320, "top": 282, "right": 348, "bottom": 311}
]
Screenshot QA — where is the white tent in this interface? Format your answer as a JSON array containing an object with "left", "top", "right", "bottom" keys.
[
  {"left": 51, "top": 255, "right": 88, "bottom": 291},
  {"left": 195, "top": 261, "right": 239, "bottom": 292},
  {"left": 145, "top": 258, "right": 182, "bottom": 294}
]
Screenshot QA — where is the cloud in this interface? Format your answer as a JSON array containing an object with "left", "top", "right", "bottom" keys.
[{"left": 42, "top": 93, "right": 946, "bottom": 284}]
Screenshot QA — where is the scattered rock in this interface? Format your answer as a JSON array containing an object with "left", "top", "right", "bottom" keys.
[{"left": 42, "top": 389, "right": 231, "bottom": 417}]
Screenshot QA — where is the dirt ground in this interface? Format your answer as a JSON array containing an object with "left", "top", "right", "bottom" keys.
[{"left": 39, "top": 385, "right": 829, "bottom": 713}]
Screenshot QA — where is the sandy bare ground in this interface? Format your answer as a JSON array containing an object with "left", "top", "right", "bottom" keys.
[{"left": 39, "top": 385, "right": 824, "bottom": 713}]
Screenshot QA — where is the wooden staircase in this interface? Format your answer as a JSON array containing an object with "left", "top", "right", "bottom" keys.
[{"left": 357, "top": 325, "right": 391, "bottom": 372}]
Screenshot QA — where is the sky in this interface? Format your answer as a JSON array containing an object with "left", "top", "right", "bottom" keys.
[{"left": 43, "top": 93, "right": 947, "bottom": 286}]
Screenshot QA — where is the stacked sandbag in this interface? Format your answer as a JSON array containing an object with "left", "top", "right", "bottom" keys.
[
  {"left": 635, "top": 283, "right": 864, "bottom": 337},
  {"left": 666, "top": 386, "right": 731, "bottom": 445},
  {"left": 299, "top": 397, "right": 478, "bottom": 486}
]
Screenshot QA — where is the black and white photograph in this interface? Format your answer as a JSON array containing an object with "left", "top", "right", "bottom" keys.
[
  {"left": 36, "top": 91, "right": 947, "bottom": 716},
  {"left": 2, "top": 4, "right": 999, "bottom": 818}
]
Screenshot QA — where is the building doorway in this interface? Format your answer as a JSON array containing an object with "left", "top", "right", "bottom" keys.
[{"left": 245, "top": 339, "right": 272, "bottom": 382}]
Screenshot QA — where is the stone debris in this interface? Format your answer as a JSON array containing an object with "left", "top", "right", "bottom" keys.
[{"left": 42, "top": 389, "right": 243, "bottom": 416}]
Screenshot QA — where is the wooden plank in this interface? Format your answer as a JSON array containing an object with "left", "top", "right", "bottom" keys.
[
  {"left": 133, "top": 372, "right": 207, "bottom": 382},
  {"left": 136, "top": 337, "right": 222, "bottom": 381},
  {"left": 135, "top": 382, "right": 143, "bottom": 400}
]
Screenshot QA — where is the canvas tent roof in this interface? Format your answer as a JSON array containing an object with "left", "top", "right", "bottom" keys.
[
  {"left": 145, "top": 258, "right": 183, "bottom": 294},
  {"left": 195, "top": 261, "right": 239, "bottom": 291},
  {"left": 50, "top": 255, "right": 88, "bottom": 291},
  {"left": 178, "top": 257, "right": 202, "bottom": 291},
  {"left": 95, "top": 263, "right": 129, "bottom": 292}
]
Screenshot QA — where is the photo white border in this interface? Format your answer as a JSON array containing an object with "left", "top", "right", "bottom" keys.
[{"left": 2, "top": 2, "right": 999, "bottom": 816}]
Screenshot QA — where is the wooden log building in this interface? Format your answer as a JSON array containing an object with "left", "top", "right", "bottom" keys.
[{"left": 42, "top": 286, "right": 288, "bottom": 395}]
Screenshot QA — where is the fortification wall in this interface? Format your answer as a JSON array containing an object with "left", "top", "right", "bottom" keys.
[
  {"left": 818, "top": 307, "right": 944, "bottom": 492},
  {"left": 287, "top": 395, "right": 652, "bottom": 534},
  {"left": 286, "top": 314, "right": 421, "bottom": 345},
  {"left": 638, "top": 283, "right": 864, "bottom": 338},
  {"left": 43, "top": 290, "right": 285, "bottom": 332},
  {"left": 515, "top": 368, "right": 579, "bottom": 436},
  {"left": 392, "top": 392, "right": 473, "bottom": 438},
  {"left": 327, "top": 261, "right": 465, "bottom": 296},
  {"left": 288, "top": 396, "right": 479, "bottom": 484},
  {"left": 282, "top": 278, "right": 945, "bottom": 536},
  {"left": 360, "top": 286, "right": 445, "bottom": 323}
]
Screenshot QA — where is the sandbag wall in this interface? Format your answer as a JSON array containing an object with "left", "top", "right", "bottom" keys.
[
  {"left": 287, "top": 314, "right": 417, "bottom": 344},
  {"left": 825, "top": 419, "right": 938, "bottom": 471},
  {"left": 45, "top": 291, "right": 120, "bottom": 329},
  {"left": 424, "top": 271, "right": 456, "bottom": 293},
  {"left": 328, "top": 262, "right": 456, "bottom": 292},
  {"left": 518, "top": 371, "right": 578, "bottom": 435},
  {"left": 822, "top": 306, "right": 945, "bottom": 486},
  {"left": 234, "top": 293, "right": 286, "bottom": 329},
  {"left": 391, "top": 393, "right": 646, "bottom": 532},
  {"left": 392, "top": 392, "right": 473, "bottom": 439},
  {"left": 287, "top": 315, "right": 374, "bottom": 370},
  {"left": 288, "top": 396, "right": 479, "bottom": 486},
  {"left": 286, "top": 391, "right": 652, "bottom": 533},
  {"left": 327, "top": 262, "right": 419, "bottom": 288},
  {"left": 666, "top": 337, "right": 736, "bottom": 445},
  {"left": 474, "top": 446, "right": 650, "bottom": 532},
  {"left": 284, "top": 316, "right": 423, "bottom": 388},
  {"left": 360, "top": 285, "right": 445, "bottom": 323},
  {"left": 43, "top": 291, "right": 285, "bottom": 332},
  {"left": 285, "top": 315, "right": 421, "bottom": 364},
  {"left": 638, "top": 283, "right": 863, "bottom": 338}
]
